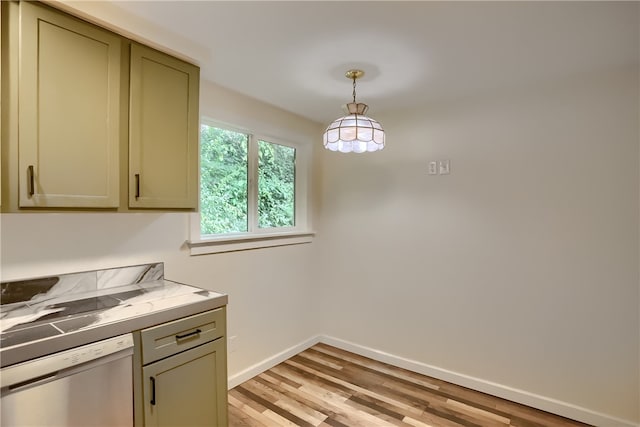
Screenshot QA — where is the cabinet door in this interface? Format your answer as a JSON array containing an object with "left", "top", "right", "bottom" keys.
[
  {"left": 18, "top": 2, "right": 121, "bottom": 208},
  {"left": 129, "top": 44, "right": 199, "bottom": 209},
  {"left": 142, "top": 339, "right": 228, "bottom": 427}
]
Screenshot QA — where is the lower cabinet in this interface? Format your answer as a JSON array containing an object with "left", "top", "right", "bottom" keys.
[
  {"left": 142, "top": 339, "right": 227, "bottom": 427},
  {"left": 134, "top": 308, "right": 228, "bottom": 427}
]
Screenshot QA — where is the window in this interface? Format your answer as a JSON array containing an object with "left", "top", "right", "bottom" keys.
[
  {"left": 190, "top": 121, "right": 312, "bottom": 254},
  {"left": 200, "top": 126, "right": 249, "bottom": 235},
  {"left": 257, "top": 140, "right": 296, "bottom": 229}
]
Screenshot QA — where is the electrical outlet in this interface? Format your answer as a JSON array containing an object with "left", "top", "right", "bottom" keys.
[
  {"left": 228, "top": 335, "right": 238, "bottom": 353},
  {"left": 428, "top": 161, "right": 438, "bottom": 175}
]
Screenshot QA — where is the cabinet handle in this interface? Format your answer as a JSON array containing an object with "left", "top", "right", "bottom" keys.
[
  {"left": 135, "top": 174, "right": 140, "bottom": 199},
  {"left": 150, "top": 376, "right": 156, "bottom": 406},
  {"left": 175, "top": 329, "right": 202, "bottom": 340},
  {"left": 27, "top": 165, "right": 35, "bottom": 197}
]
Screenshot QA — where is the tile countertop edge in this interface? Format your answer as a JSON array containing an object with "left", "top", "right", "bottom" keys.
[{"left": 0, "top": 293, "right": 228, "bottom": 368}]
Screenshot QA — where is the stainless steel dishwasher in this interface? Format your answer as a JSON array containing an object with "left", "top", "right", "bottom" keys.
[{"left": 0, "top": 333, "right": 134, "bottom": 426}]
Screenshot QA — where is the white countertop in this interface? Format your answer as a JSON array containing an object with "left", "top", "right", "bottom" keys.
[{"left": 1, "top": 265, "right": 227, "bottom": 367}]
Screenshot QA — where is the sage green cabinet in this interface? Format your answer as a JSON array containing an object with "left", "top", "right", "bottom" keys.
[
  {"left": 17, "top": 1, "right": 121, "bottom": 208},
  {"left": 142, "top": 339, "right": 227, "bottom": 427},
  {"left": 1, "top": 1, "right": 200, "bottom": 211},
  {"left": 129, "top": 44, "right": 199, "bottom": 209},
  {"left": 134, "top": 308, "right": 228, "bottom": 427}
]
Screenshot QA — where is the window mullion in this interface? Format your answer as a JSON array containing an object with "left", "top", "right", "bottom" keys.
[{"left": 247, "top": 134, "right": 259, "bottom": 233}]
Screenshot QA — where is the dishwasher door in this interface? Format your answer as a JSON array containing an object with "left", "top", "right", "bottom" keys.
[{"left": 1, "top": 333, "right": 134, "bottom": 427}]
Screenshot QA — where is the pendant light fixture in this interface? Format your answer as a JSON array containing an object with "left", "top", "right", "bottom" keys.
[{"left": 323, "top": 69, "right": 385, "bottom": 153}]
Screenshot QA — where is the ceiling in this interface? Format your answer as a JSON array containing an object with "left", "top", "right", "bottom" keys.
[{"left": 94, "top": 1, "right": 638, "bottom": 125}]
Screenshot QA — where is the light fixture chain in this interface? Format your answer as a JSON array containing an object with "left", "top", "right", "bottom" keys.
[{"left": 352, "top": 76, "right": 357, "bottom": 103}]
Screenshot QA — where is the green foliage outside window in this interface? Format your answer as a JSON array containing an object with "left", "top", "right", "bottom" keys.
[
  {"left": 200, "top": 124, "right": 296, "bottom": 235},
  {"left": 200, "top": 125, "right": 248, "bottom": 234},
  {"left": 258, "top": 141, "right": 295, "bottom": 228}
]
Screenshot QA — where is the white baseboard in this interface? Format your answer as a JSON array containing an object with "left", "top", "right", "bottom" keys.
[
  {"left": 227, "top": 335, "right": 321, "bottom": 389},
  {"left": 320, "top": 335, "right": 638, "bottom": 427},
  {"left": 226, "top": 334, "right": 638, "bottom": 427}
]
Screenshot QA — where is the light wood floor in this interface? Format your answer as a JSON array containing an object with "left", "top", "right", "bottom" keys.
[{"left": 228, "top": 343, "right": 591, "bottom": 427}]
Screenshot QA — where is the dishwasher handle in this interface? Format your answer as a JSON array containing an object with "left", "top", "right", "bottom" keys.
[{"left": 6, "top": 372, "right": 59, "bottom": 393}]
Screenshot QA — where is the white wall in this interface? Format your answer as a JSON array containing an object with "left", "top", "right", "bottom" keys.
[
  {"left": 0, "top": 79, "right": 324, "bottom": 379},
  {"left": 313, "top": 65, "right": 639, "bottom": 423}
]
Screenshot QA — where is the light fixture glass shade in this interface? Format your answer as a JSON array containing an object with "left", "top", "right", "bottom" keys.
[{"left": 323, "top": 104, "right": 385, "bottom": 153}]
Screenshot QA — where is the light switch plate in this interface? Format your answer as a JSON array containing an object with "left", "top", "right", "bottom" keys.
[
  {"left": 428, "top": 161, "right": 438, "bottom": 175},
  {"left": 439, "top": 160, "right": 450, "bottom": 175}
]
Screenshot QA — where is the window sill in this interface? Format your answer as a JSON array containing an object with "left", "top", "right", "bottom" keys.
[{"left": 187, "top": 231, "right": 315, "bottom": 255}]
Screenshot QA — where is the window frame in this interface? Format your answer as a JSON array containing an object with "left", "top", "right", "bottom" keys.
[{"left": 188, "top": 118, "right": 314, "bottom": 254}]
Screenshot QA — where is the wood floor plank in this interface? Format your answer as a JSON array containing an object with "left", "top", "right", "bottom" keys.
[
  {"left": 229, "top": 344, "right": 592, "bottom": 427},
  {"left": 405, "top": 410, "right": 462, "bottom": 427},
  {"left": 246, "top": 377, "right": 328, "bottom": 426},
  {"left": 236, "top": 384, "right": 316, "bottom": 427},
  {"left": 401, "top": 416, "right": 433, "bottom": 427},
  {"left": 349, "top": 392, "right": 461, "bottom": 427},
  {"left": 318, "top": 418, "right": 351, "bottom": 427},
  {"left": 262, "top": 410, "right": 300, "bottom": 427},
  {"left": 286, "top": 358, "right": 432, "bottom": 419},
  {"left": 343, "top": 401, "right": 412, "bottom": 427},
  {"left": 379, "top": 379, "right": 449, "bottom": 406},
  {"left": 445, "top": 399, "right": 511, "bottom": 424},
  {"left": 257, "top": 373, "right": 338, "bottom": 418},
  {"left": 310, "top": 345, "right": 442, "bottom": 392},
  {"left": 261, "top": 369, "right": 305, "bottom": 389},
  {"left": 230, "top": 388, "right": 270, "bottom": 414},
  {"left": 265, "top": 368, "right": 392, "bottom": 427},
  {"left": 229, "top": 391, "right": 277, "bottom": 426},
  {"left": 228, "top": 402, "right": 270, "bottom": 427},
  {"left": 432, "top": 402, "right": 506, "bottom": 427},
  {"left": 347, "top": 394, "right": 405, "bottom": 422},
  {"left": 299, "top": 350, "right": 346, "bottom": 371},
  {"left": 272, "top": 363, "right": 352, "bottom": 399}
]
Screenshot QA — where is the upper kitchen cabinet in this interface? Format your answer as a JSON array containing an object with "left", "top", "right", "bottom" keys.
[
  {"left": 17, "top": 1, "right": 121, "bottom": 208},
  {"left": 1, "top": 1, "right": 200, "bottom": 212},
  {"left": 128, "top": 44, "right": 199, "bottom": 209}
]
